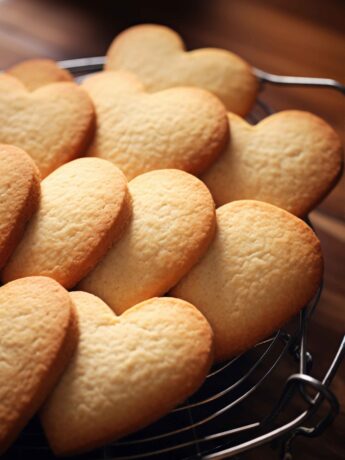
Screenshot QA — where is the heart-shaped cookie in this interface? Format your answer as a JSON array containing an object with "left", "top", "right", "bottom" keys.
[
  {"left": 79, "top": 169, "right": 216, "bottom": 313},
  {"left": 172, "top": 200, "right": 323, "bottom": 362},
  {"left": 6, "top": 59, "right": 73, "bottom": 91},
  {"left": 0, "top": 74, "right": 95, "bottom": 178},
  {"left": 106, "top": 24, "right": 258, "bottom": 116},
  {"left": 41, "top": 292, "right": 213, "bottom": 455},
  {"left": 202, "top": 111, "right": 343, "bottom": 216},
  {"left": 82, "top": 70, "right": 229, "bottom": 180},
  {"left": 2, "top": 158, "right": 131, "bottom": 289},
  {"left": 0, "top": 276, "right": 78, "bottom": 454},
  {"left": 0, "top": 144, "right": 40, "bottom": 269}
]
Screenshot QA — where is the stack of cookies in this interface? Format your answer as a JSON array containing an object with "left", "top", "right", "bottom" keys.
[{"left": 0, "top": 24, "right": 342, "bottom": 457}]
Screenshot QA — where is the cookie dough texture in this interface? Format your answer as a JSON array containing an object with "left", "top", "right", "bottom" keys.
[
  {"left": 172, "top": 200, "right": 323, "bottom": 362},
  {"left": 0, "top": 276, "right": 78, "bottom": 455},
  {"left": 79, "top": 169, "right": 216, "bottom": 313},
  {"left": 202, "top": 111, "right": 343, "bottom": 216},
  {"left": 0, "top": 74, "right": 95, "bottom": 178},
  {"left": 6, "top": 59, "right": 73, "bottom": 91},
  {"left": 41, "top": 292, "right": 213, "bottom": 455},
  {"left": 2, "top": 158, "right": 131, "bottom": 289},
  {"left": 82, "top": 70, "right": 229, "bottom": 180},
  {"left": 106, "top": 24, "right": 258, "bottom": 116},
  {"left": 0, "top": 145, "right": 40, "bottom": 270}
]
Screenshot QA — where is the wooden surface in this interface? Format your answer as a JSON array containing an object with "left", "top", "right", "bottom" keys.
[{"left": 0, "top": 1, "right": 344, "bottom": 459}]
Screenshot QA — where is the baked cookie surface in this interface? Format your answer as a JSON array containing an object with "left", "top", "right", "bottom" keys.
[
  {"left": 2, "top": 158, "right": 131, "bottom": 288},
  {"left": 6, "top": 59, "right": 73, "bottom": 91},
  {"left": 202, "top": 111, "right": 343, "bottom": 216},
  {"left": 79, "top": 169, "right": 216, "bottom": 313},
  {"left": 106, "top": 24, "right": 258, "bottom": 116},
  {"left": 0, "top": 145, "right": 40, "bottom": 270},
  {"left": 82, "top": 70, "right": 229, "bottom": 180},
  {"left": 0, "top": 276, "right": 78, "bottom": 454},
  {"left": 0, "top": 74, "right": 94, "bottom": 177},
  {"left": 41, "top": 292, "right": 213, "bottom": 456},
  {"left": 172, "top": 200, "right": 323, "bottom": 362}
]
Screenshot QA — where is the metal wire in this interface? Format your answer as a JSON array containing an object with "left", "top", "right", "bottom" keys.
[
  {"left": 5, "top": 58, "right": 344, "bottom": 460},
  {"left": 57, "top": 56, "right": 345, "bottom": 94},
  {"left": 254, "top": 68, "right": 345, "bottom": 95}
]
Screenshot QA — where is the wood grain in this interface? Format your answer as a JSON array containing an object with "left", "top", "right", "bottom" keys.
[{"left": 0, "top": 1, "right": 344, "bottom": 459}]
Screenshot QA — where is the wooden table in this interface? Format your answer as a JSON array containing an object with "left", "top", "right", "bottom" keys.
[{"left": 1, "top": 1, "right": 344, "bottom": 459}]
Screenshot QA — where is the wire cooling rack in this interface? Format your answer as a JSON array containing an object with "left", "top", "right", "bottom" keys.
[{"left": 4, "top": 59, "right": 345, "bottom": 460}]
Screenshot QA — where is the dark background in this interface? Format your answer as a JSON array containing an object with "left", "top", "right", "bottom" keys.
[{"left": 0, "top": 1, "right": 344, "bottom": 459}]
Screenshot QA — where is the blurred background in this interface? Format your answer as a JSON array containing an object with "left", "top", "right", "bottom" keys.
[{"left": 0, "top": 1, "right": 344, "bottom": 459}]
